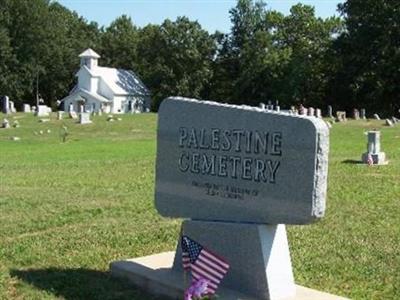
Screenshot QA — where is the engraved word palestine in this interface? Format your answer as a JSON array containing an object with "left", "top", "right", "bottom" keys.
[{"left": 178, "top": 127, "right": 282, "bottom": 183}]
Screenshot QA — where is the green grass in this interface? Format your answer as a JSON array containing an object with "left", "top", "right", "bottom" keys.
[{"left": 0, "top": 113, "right": 399, "bottom": 299}]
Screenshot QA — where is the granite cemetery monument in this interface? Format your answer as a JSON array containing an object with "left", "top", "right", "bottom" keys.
[
  {"left": 2, "top": 96, "right": 10, "bottom": 114},
  {"left": 362, "top": 131, "right": 387, "bottom": 165},
  {"left": 110, "top": 98, "right": 346, "bottom": 299}
]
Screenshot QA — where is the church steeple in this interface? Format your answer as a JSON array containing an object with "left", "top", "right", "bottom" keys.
[{"left": 79, "top": 48, "right": 101, "bottom": 70}]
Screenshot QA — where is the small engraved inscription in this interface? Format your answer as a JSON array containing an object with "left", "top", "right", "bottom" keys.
[{"left": 192, "top": 181, "right": 259, "bottom": 200}]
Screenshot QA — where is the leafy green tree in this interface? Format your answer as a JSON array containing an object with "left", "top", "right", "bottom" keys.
[
  {"left": 330, "top": 0, "right": 400, "bottom": 115},
  {"left": 100, "top": 15, "right": 139, "bottom": 70},
  {"left": 137, "top": 17, "right": 215, "bottom": 110}
]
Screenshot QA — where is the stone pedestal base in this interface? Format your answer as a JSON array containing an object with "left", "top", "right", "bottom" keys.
[
  {"left": 173, "top": 220, "right": 295, "bottom": 299},
  {"left": 362, "top": 152, "right": 387, "bottom": 165},
  {"left": 110, "top": 252, "right": 348, "bottom": 300}
]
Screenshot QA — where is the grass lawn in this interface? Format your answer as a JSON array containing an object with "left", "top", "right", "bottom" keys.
[{"left": 0, "top": 112, "right": 399, "bottom": 299}]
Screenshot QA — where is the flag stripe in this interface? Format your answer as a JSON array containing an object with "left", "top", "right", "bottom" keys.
[
  {"left": 191, "top": 264, "right": 221, "bottom": 286},
  {"left": 197, "top": 255, "right": 228, "bottom": 275},
  {"left": 195, "top": 257, "right": 225, "bottom": 279},
  {"left": 202, "top": 250, "right": 230, "bottom": 269}
]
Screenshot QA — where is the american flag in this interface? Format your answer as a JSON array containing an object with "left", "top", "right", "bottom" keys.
[
  {"left": 367, "top": 153, "right": 374, "bottom": 166},
  {"left": 181, "top": 235, "right": 230, "bottom": 294}
]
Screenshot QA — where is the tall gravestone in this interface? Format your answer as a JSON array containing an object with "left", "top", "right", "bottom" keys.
[
  {"left": 2, "top": 96, "right": 10, "bottom": 114},
  {"left": 327, "top": 105, "right": 333, "bottom": 118},
  {"left": 360, "top": 108, "right": 366, "bottom": 119},
  {"left": 110, "top": 98, "right": 346, "bottom": 300},
  {"left": 362, "top": 131, "right": 387, "bottom": 165}
]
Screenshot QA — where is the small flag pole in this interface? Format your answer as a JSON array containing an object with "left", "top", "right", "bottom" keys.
[{"left": 179, "top": 227, "right": 188, "bottom": 290}]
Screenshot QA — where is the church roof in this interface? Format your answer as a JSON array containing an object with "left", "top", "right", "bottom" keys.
[
  {"left": 79, "top": 48, "right": 101, "bottom": 58},
  {"left": 90, "top": 66, "right": 150, "bottom": 96}
]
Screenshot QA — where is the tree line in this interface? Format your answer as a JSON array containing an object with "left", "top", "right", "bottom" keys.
[{"left": 0, "top": 0, "right": 398, "bottom": 115}]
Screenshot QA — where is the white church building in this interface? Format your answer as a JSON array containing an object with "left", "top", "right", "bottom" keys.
[{"left": 61, "top": 49, "right": 151, "bottom": 114}]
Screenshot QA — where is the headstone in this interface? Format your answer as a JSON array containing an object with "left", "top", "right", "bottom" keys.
[
  {"left": 315, "top": 108, "right": 322, "bottom": 118},
  {"left": 79, "top": 112, "right": 92, "bottom": 124},
  {"left": 69, "top": 104, "right": 74, "bottom": 112},
  {"left": 360, "top": 108, "right": 366, "bottom": 119},
  {"left": 36, "top": 105, "right": 50, "bottom": 117},
  {"left": 109, "top": 97, "right": 340, "bottom": 300},
  {"left": 79, "top": 104, "right": 84, "bottom": 113},
  {"left": 392, "top": 116, "right": 399, "bottom": 124},
  {"left": 336, "top": 111, "right": 347, "bottom": 122},
  {"left": 307, "top": 107, "right": 314, "bottom": 116},
  {"left": 12, "top": 120, "right": 20, "bottom": 128},
  {"left": 385, "top": 119, "right": 393, "bottom": 127},
  {"left": 267, "top": 100, "right": 273, "bottom": 111},
  {"left": 98, "top": 110, "right": 102, "bottom": 116},
  {"left": 23, "top": 104, "right": 31, "bottom": 113},
  {"left": 362, "top": 131, "right": 387, "bottom": 165},
  {"left": 2, "top": 118, "right": 10, "bottom": 128},
  {"left": 353, "top": 109, "right": 360, "bottom": 120},
  {"left": 57, "top": 111, "right": 64, "bottom": 120},
  {"left": 9, "top": 101, "right": 16, "bottom": 113},
  {"left": 373, "top": 113, "right": 380, "bottom": 120},
  {"left": 2, "top": 96, "right": 10, "bottom": 114},
  {"left": 259, "top": 103, "right": 266, "bottom": 110},
  {"left": 69, "top": 111, "right": 78, "bottom": 119},
  {"left": 10, "top": 136, "right": 21, "bottom": 141},
  {"left": 31, "top": 106, "right": 36, "bottom": 113},
  {"left": 327, "top": 105, "right": 333, "bottom": 118}
]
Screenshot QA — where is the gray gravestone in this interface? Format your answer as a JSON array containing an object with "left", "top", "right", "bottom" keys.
[
  {"left": 360, "top": 108, "right": 366, "bottom": 119},
  {"left": 315, "top": 108, "right": 322, "bottom": 118},
  {"left": 79, "top": 112, "right": 92, "bottom": 124},
  {"left": 154, "top": 97, "right": 330, "bottom": 299},
  {"left": 362, "top": 131, "right": 386, "bottom": 165},
  {"left": 57, "top": 111, "right": 64, "bottom": 120},
  {"left": 110, "top": 97, "right": 344, "bottom": 300},
  {"left": 353, "top": 109, "right": 360, "bottom": 120},
  {"left": 373, "top": 113, "right": 380, "bottom": 120},
  {"left": 156, "top": 98, "right": 329, "bottom": 224},
  {"left": 2, "top": 96, "right": 10, "bottom": 114},
  {"left": 327, "top": 105, "right": 333, "bottom": 118},
  {"left": 307, "top": 107, "right": 314, "bottom": 116}
]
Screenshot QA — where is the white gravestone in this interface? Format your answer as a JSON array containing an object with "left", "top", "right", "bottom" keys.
[
  {"left": 79, "top": 112, "right": 92, "bottom": 124},
  {"left": 23, "top": 104, "right": 31, "bottom": 113},
  {"left": 36, "top": 105, "right": 50, "bottom": 117},
  {"left": 362, "top": 131, "right": 387, "bottom": 165},
  {"left": 110, "top": 98, "right": 343, "bottom": 300},
  {"left": 57, "top": 111, "right": 64, "bottom": 120},
  {"left": 2, "top": 118, "right": 10, "bottom": 128},
  {"left": 9, "top": 101, "right": 16, "bottom": 113}
]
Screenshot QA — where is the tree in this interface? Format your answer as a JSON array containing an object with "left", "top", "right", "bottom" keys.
[
  {"left": 330, "top": 0, "right": 400, "bottom": 115},
  {"left": 100, "top": 15, "right": 139, "bottom": 70},
  {"left": 137, "top": 17, "right": 215, "bottom": 110}
]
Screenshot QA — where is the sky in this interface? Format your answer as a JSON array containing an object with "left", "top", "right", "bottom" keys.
[{"left": 57, "top": 0, "right": 344, "bottom": 33}]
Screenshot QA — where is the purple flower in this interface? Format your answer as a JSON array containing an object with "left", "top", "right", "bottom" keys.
[{"left": 184, "top": 278, "right": 209, "bottom": 300}]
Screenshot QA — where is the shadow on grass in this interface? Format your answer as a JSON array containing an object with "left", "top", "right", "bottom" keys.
[
  {"left": 10, "top": 268, "right": 160, "bottom": 300},
  {"left": 341, "top": 159, "right": 363, "bottom": 164}
]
